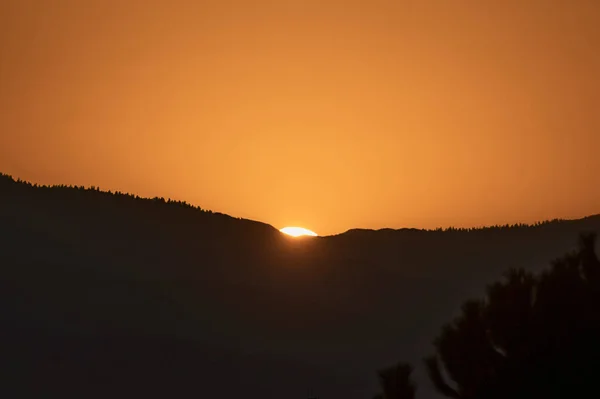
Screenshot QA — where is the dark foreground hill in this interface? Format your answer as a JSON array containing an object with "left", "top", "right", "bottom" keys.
[{"left": 1, "top": 173, "right": 599, "bottom": 398}]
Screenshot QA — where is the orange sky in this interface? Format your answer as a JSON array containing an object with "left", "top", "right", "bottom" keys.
[{"left": 1, "top": 0, "right": 599, "bottom": 235}]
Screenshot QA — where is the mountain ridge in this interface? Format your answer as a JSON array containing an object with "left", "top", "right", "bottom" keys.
[
  {"left": 2, "top": 171, "right": 600, "bottom": 398},
  {"left": 3, "top": 172, "right": 597, "bottom": 237}
]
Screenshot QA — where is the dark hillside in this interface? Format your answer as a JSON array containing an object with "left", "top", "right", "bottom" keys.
[{"left": 1, "top": 173, "right": 599, "bottom": 398}]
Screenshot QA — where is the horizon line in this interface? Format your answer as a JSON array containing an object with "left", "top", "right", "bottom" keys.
[{"left": 2, "top": 171, "right": 598, "bottom": 237}]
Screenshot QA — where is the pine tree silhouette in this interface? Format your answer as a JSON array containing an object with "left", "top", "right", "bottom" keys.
[{"left": 423, "top": 233, "right": 600, "bottom": 399}]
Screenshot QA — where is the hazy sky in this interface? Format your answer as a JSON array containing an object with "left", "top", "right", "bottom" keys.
[{"left": 1, "top": 0, "right": 599, "bottom": 235}]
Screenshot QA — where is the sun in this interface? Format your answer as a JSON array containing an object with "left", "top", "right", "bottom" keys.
[{"left": 280, "top": 226, "right": 318, "bottom": 237}]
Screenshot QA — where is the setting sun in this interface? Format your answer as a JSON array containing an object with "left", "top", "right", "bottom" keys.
[{"left": 279, "top": 227, "right": 318, "bottom": 237}]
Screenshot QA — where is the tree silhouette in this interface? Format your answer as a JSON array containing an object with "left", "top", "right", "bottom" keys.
[
  {"left": 374, "top": 362, "right": 416, "bottom": 399},
  {"left": 423, "top": 232, "right": 600, "bottom": 399}
]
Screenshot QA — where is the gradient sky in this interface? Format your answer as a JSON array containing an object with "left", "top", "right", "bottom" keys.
[{"left": 1, "top": 0, "right": 599, "bottom": 235}]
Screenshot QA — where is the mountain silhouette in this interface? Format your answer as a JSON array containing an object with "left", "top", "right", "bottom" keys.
[{"left": 1, "top": 173, "right": 599, "bottom": 398}]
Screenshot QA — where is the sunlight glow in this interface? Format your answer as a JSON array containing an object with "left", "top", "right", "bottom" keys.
[{"left": 280, "top": 227, "right": 318, "bottom": 237}]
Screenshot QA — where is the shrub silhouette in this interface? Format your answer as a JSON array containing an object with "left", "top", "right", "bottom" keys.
[
  {"left": 373, "top": 362, "right": 416, "bottom": 399},
  {"left": 421, "top": 232, "right": 600, "bottom": 399}
]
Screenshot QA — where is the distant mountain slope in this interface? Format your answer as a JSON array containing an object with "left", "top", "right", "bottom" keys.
[{"left": 1, "top": 173, "right": 599, "bottom": 399}]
